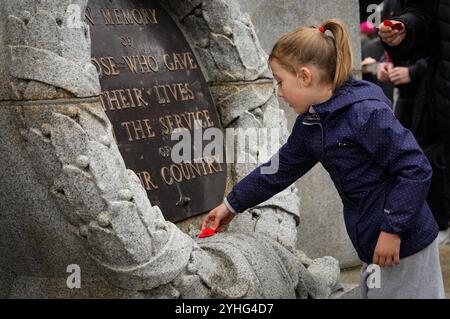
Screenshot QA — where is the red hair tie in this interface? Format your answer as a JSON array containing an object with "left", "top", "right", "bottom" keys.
[{"left": 319, "top": 26, "right": 325, "bottom": 33}]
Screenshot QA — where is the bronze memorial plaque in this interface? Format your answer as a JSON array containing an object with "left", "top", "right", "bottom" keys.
[{"left": 87, "top": 0, "right": 227, "bottom": 222}]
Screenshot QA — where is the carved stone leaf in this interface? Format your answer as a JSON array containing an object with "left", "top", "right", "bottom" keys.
[
  {"left": 108, "top": 201, "right": 153, "bottom": 263},
  {"left": 86, "top": 140, "right": 128, "bottom": 200},
  {"left": 61, "top": 165, "right": 106, "bottom": 221},
  {"left": 51, "top": 112, "right": 89, "bottom": 165},
  {"left": 25, "top": 128, "right": 61, "bottom": 183}
]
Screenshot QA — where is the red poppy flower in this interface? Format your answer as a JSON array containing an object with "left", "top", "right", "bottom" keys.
[
  {"left": 198, "top": 228, "right": 216, "bottom": 238},
  {"left": 383, "top": 20, "right": 404, "bottom": 31}
]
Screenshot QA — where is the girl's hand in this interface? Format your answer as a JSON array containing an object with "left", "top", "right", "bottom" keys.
[
  {"left": 377, "top": 62, "right": 393, "bottom": 82},
  {"left": 389, "top": 67, "right": 411, "bottom": 85},
  {"left": 201, "top": 202, "right": 236, "bottom": 232},
  {"left": 373, "top": 231, "right": 401, "bottom": 267},
  {"left": 378, "top": 21, "right": 406, "bottom": 47},
  {"left": 361, "top": 57, "right": 377, "bottom": 74}
]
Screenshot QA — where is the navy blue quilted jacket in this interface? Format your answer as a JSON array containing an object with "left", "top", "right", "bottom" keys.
[{"left": 226, "top": 77, "right": 439, "bottom": 264}]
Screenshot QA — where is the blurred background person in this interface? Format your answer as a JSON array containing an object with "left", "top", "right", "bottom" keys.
[
  {"left": 360, "top": 1, "right": 395, "bottom": 101},
  {"left": 378, "top": 0, "right": 450, "bottom": 245}
]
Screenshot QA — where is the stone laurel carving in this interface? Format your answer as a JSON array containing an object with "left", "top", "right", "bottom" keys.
[
  {"left": 0, "top": 0, "right": 100, "bottom": 100},
  {"left": 16, "top": 101, "right": 185, "bottom": 290},
  {"left": 0, "top": 0, "right": 341, "bottom": 298}
]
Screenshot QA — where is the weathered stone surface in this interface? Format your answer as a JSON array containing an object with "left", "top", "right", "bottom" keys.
[
  {"left": 10, "top": 45, "right": 99, "bottom": 97},
  {"left": 62, "top": 165, "right": 106, "bottom": 221},
  {"left": 91, "top": 223, "right": 194, "bottom": 291},
  {"left": 23, "top": 127, "right": 61, "bottom": 184},
  {"left": 51, "top": 113, "right": 89, "bottom": 164},
  {"left": 236, "top": 0, "right": 362, "bottom": 72},
  {"left": 0, "top": 3, "right": 9, "bottom": 98},
  {"left": 126, "top": 170, "right": 163, "bottom": 234},
  {"left": 0, "top": 268, "right": 15, "bottom": 299},
  {"left": 164, "top": 0, "right": 269, "bottom": 83},
  {"left": 0, "top": 104, "right": 101, "bottom": 283},
  {"left": 209, "top": 82, "right": 273, "bottom": 127},
  {"left": 330, "top": 283, "right": 361, "bottom": 299},
  {"left": 0, "top": 0, "right": 100, "bottom": 100},
  {"left": 308, "top": 256, "right": 341, "bottom": 290},
  {"left": 199, "top": 232, "right": 308, "bottom": 298},
  {"left": 23, "top": 81, "right": 58, "bottom": 100},
  {"left": 86, "top": 141, "right": 129, "bottom": 201},
  {"left": 8, "top": 276, "right": 146, "bottom": 299},
  {"left": 159, "top": 0, "right": 202, "bottom": 21},
  {"left": 101, "top": 201, "right": 154, "bottom": 263}
]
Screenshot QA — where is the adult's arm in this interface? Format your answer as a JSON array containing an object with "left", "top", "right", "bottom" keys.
[{"left": 381, "top": 0, "right": 437, "bottom": 61}]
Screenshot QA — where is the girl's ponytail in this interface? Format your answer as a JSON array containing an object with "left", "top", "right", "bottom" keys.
[
  {"left": 321, "top": 19, "right": 354, "bottom": 91},
  {"left": 269, "top": 18, "right": 354, "bottom": 92}
]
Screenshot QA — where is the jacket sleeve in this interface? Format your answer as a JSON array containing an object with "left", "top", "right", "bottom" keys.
[
  {"left": 357, "top": 105, "right": 432, "bottom": 235},
  {"left": 408, "top": 58, "right": 428, "bottom": 82},
  {"left": 226, "top": 117, "right": 318, "bottom": 214},
  {"left": 381, "top": 0, "right": 437, "bottom": 61}
]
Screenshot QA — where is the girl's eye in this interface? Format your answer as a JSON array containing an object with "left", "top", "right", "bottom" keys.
[
  {"left": 273, "top": 79, "right": 282, "bottom": 87},
  {"left": 273, "top": 79, "right": 282, "bottom": 94}
]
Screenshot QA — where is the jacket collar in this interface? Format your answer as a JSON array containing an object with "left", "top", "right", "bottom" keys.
[{"left": 308, "top": 76, "right": 391, "bottom": 118}]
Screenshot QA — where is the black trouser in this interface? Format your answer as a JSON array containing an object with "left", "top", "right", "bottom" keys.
[
  {"left": 437, "top": 113, "right": 450, "bottom": 230},
  {"left": 423, "top": 142, "right": 448, "bottom": 230},
  {"left": 395, "top": 98, "right": 450, "bottom": 230},
  {"left": 394, "top": 97, "right": 414, "bottom": 129}
]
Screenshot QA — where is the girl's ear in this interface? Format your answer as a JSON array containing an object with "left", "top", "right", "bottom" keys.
[{"left": 297, "top": 66, "right": 313, "bottom": 88}]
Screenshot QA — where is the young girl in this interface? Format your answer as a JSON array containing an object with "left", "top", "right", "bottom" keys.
[{"left": 202, "top": 19, "right": 445, "bottom": 299}]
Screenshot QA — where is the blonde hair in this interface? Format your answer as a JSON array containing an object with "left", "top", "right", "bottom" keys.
[{"left": 269, "top": 19, "right": 354, "bottom": 92}]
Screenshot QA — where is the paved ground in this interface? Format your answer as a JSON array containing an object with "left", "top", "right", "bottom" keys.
[{"left": 339, "top": 244, "right": 450, "bottom": 299}]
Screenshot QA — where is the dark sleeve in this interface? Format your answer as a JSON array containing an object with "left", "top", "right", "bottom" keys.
[
  {"left": 226, "top": 117, "right": 318, "bottom": 214},
  {"left": 357, "top": 106, "right": 432, "bottom": 234},
  {"left": 381, "top": 0, "right": 437, "bottom": 61},
  {"left": 381, "top": 0, "right": 393, "bottom": 21},
  {"left": 408, "top": 58, "right": 428, "bottom": 81}
]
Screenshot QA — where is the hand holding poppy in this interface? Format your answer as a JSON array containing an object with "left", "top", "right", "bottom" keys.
[
  {"left": 201, "top": 202, "right": 236, "bottom": 233},
  {"left": 378, "top": 20, "right": 406, "bottom": 47}
]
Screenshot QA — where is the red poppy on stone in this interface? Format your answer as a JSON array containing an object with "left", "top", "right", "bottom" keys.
[
  {"left": 198, "top": 228, "right": 216, "bottom": 238},
  {"left": 319, "top": 26, "right": 325, "bottom": 33}
]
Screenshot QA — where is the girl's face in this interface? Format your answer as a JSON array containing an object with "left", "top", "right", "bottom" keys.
[{"left": 270, "top": 59, "right": 330, "bottom": 114}]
